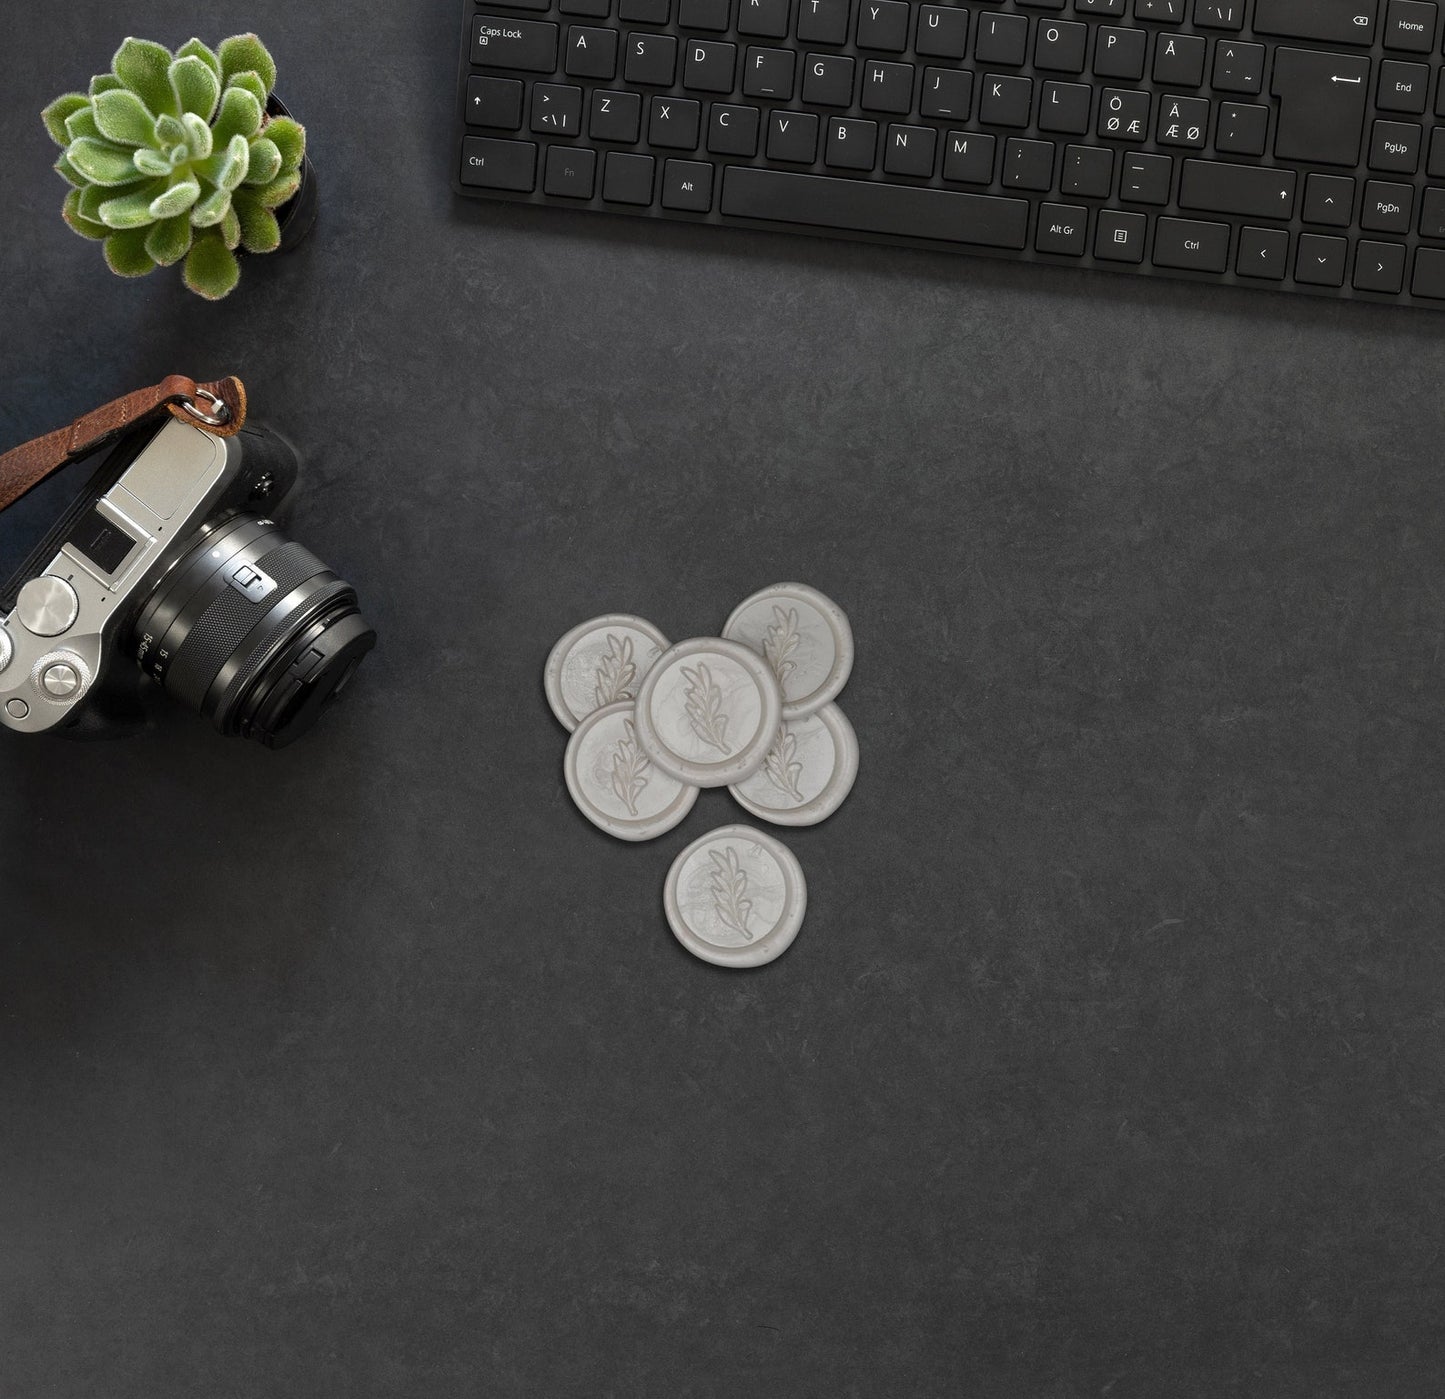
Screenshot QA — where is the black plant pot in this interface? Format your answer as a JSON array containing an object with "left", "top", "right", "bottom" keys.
[{"left": 266, "top": 93, "right": 318, "bottom": 255}]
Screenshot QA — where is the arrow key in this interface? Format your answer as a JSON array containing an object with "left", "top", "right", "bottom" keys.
[
  {"left": 1303, "top": 172, "right": 1356, "bottom": 226},
  {"left": 1237, "top": 225, "right": 1290, "bottom": 280},
  {"left": 1296, "top": 232, "right": 1349, "bottom": 286},
  {"left": 1353, "top": 239, "right": 1406, "bottom": 293},
  {"left": 466, "top": 76, "right": 524, "bottom": 131}
]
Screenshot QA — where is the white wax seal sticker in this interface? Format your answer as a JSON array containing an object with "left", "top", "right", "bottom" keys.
[
  {"left": 729, "top": 703, "right": 858, "bottom": 827},
  {"left": 664, "top": 825, "right": 807, "bottom": 968},
  {"left": 721, "top": 583, "right": 853, "bottom": 720},
  {"left": 564, "top": 700, "right": 699, "bottom": 841},
  {"left": 633, "top": 637, "right": 783, "bottom": 789},
  {"left": 545, "top": 614, "right": 669, "bottom": 732}
]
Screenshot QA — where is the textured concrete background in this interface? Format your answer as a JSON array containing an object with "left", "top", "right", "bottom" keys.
[{"left": 2, "top": 3, "right": 1443, "bottom": 1395}]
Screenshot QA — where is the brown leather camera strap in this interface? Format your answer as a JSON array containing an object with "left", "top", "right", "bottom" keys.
[{"left": 0, "top": 374, "right": 247, "bottom": 515}]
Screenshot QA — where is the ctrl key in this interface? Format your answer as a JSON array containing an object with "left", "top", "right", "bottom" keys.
[
  {"left": 1411, "top": 247, "right": 1445, "bottom": 299},
  {"left": 461, "top": 136, "right": 537, "bottom": 191}
]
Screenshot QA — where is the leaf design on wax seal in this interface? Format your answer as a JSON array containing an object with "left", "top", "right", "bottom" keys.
[
  {"left": 609, "top": 718, "right": 650, "bottom": 816},
  {"left": 763, "top": 725, "right": 805, "bottom": 803},
  {"left": 763, "top": 605, "right": 800, "bottom": 686},
  {"left": 682, "top": 662, "right": 732, "bottom": 755},
  {"left": 709, "top": 847, "right": 754, "bottom": 940},
  {"left": 595, "top": 633, "right": 638, "bottom": 708}
]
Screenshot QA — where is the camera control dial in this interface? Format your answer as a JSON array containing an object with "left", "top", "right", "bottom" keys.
[
  {"left": 16, "top": 576, "right": 79, "bottom": 637},
  {"left": 0, "top": 627, "right": 12, "bottom": 674}
]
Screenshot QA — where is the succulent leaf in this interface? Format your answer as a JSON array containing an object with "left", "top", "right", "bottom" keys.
[
  {"left": 170, "top": 55, "right": 221, "bottom": 121},
  {"left": 133, "top": 148, "right": 172, "bottom": 177},
  {"left": 42, "top": 93, "right": 89, "bottom": 146},
  {"left": 220, "top": 207, "right": 242, "bottom": 252},
  {"left": 212, "top": 87, "right": 263, "bottom": 144},
  {"left": 104, "top": 228, "right": 158, "bottom": 278},
  {"left": 228, "top": 71, "right": 269, "bottom": 108},
  {"left": 89, "top": 73, "right": 123, "bottom": 97},
  {"left": 151, "top": 175, "right": 202, "bottom": 221},
  {"left": 181, "top": 112, "right": 215, "bottom": 160},
  {"left": 190, "top": 184, "right": 232, "bottom": 228},
  {"left": 176, "top": 38, "right": 222, "bottom": 78},
  {"left": 264, "top": 116, "right": 306, "bottom": 173},
  {"left": 234, "top": 191, "right": 282, "bottom": 254},
  {"left": 93, "top": 89, "right": 157, "bottom": 147},
  {"left": 183, "top": 231, "right": 241, "bottom": 300},
  {"left": 153, "top": 112, "right": 188, "bottom": 148},
  {"left": 64, "top": 106, "right": 103, "bottom": 143},
  {"left": 252, "top": 172, "right": 301, "bottom": 209},
  {"left": 98, "top": 183, "right": 167, "bottom": 229},
  {"left": 145, "top": 214, "right": 194, "bottom": 266},
  {"left": 67, "top": 136, "right": 142, "bottom": 187},
  {"left": 219, "top": 34, "right": 277, "bottom": 95},
  {"left": 112, "top": 38, "right": 178, "bottom": 119},
  {"left": 247, "top": 138, "right": 282, "bottom": 186},
  {"left": 53, "top": 154, "right": 87, "bottom": 189},
  {"left": 62, "top": 189, "right": 110, "bottom": 240}
]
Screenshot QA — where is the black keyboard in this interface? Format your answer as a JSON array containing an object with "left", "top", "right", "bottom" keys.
[{"left": 453, "top": 0, "right": 1445, "bottom": 308}]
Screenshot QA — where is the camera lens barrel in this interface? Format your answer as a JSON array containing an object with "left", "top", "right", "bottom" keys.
[{"left": 131, "top": 513, "right": 375, "bottom": 748}]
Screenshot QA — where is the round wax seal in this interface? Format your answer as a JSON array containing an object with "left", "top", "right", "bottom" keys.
[
  {"left": 545, "top": 614, "right": 669, "bottom": 732},
  {"left": 663, "top": 825, "right": 807, "bottom": 968},
  {"left": 564, "top": 700, "right": 699, "bottom": 841},
  {"left": 729, "top": 703, "right": 858, "bottom": 827},
  {"left": 721, "top": 583, "right": 853, "bottom": 720},
  {"left": 632, "top": 637, "right": 783, "bottom": 789}
]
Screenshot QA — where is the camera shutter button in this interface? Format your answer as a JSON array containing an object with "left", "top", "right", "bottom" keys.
[
  {"left": 41, "top": 660, "right": 83, "bottom": 698},
  {"left": 16, "top": 576, "right": 79, "bottom": 637}
]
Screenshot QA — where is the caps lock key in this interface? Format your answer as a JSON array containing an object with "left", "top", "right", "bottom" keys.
[{"left": 472, "top": 14, "right": 560, "bottom": 72}]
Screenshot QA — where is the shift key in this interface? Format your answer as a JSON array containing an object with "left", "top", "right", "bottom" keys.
[
  {"left": 472, "top": 15, "right": 559, "bottom": 72},
  {"left": 1180, "top": 160, "right": 1297, "bottom": 219}
]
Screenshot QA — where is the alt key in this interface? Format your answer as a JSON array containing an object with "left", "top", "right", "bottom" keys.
[{"left": 1035, "top": 203, "right": 1088, "bottom": 257}]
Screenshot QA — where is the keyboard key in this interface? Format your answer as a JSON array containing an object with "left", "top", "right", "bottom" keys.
[
  {"left": 1062, "top": 143, "right": 1114, "bottom": 196},
  {"left": 720, "top": 167, "right": 1031, "bottom": 247},
  {"left": 561, "top": 0, "right": 611, "bottom": 16},
  {"left": 1193, "top": 1, "right": 1244, "bottom": 31},
  {"left": 1296, "top": 232, "right": 1348, "bottom": 285},
  {"left": 1077, "top": 0, "right": 1127, "bottom": 14},
  {"left": 625, "top": 32, "right": 678, "bottom": 84},
  {"left": 1383, "top": 0, "right": 1438, "bottom": 52},
  {"left": 943, "top": 130, "right": 997, "bottom": 182},
  {"left": 602, "top": 150, "right": 655, "bottom": 202},
  {"left": 1271, "top": 48, "right": 1371, "bottom": 167},
  {"left": 685, "top": 38, "right": 738, "bottom": 91},
  {"left": 1412, "top": 245, "right": 1445, "bottom": 296},
  {"left": 856, "top": 0, "right": 911, "bottom": 51},
  {"left": 662, "top": 158, "right": 713, "bottom": 209},
  {"left": 1136, "top": 0, "right": 1186, "bottom": 18},
  {"left": 1121, "top": 150, "right": 1173, "bottom": 202},
  {"left": 804, "top": 54, "right": 855, "bottom": 106},
  {"left": 797, "top": 0, "right": 849, "bottom": 44},
  {"left": 922, "top": 68, "right": 975, "bottom": 120},
  {"left": 1157, "top": 94, "right": 1210, "bottom": 146},
  {"left": 1036, "top": 202, "right": 1090, "bottom": 255},
  {"left": 472, "top": 15, "right": 559, "bottom": 72},
  {"left": 620, "top": 0, "right": 670, "bottom": 21},
  {"left": 1255, "top": 0, "right": 1378, "bottom": 45},
  {"left": 1420, "top": 185, "right": 1445, "bottom": 237},
  {"left": 1180, "top": 159, "right": 1296, "bottom": 217},
  {"left": 917, "top": 7, "right": 970, "bottom": 59},
  {"left": 590, "top": 88, "right": 642, "bottom": 141},
  {"left": 975, "top": 12, "right": 1029, "bottom": 64},
  {"left": 826, "top": 116, "right": 879, "bottom": 168},
  {"left": 460, "top": 136, "right": 538, "bottom": 190},
  {"left": 649, "top": 95, "right": 701, "bottom": 146},
  {"left": 544, "top": 144, "right": 597, "bottom": 196},
  {"left": 1153, "top": 33, "right": 1206, "bottom": 87},
  {"left": 743, "top": 47, "right": 795, "bottom": 98},
  {"left": 1369, "top": 120, "right": 1423, "bottom": 172},
  {"left": 1094, "top": 208, "right": 1148, "bottom": 260},
  {"left": 679, "top": 0, "right": 731, "bottom": 27},
  {"left": 1099, "top": 88, "right": 1150, "bottom": 139},
  {"left": 566, "top": 26, "right": 619, "bottom": 78},
  {"left": 883, "top": 123, "right": 938, "bottom": 176},
  {"left": 466, "top": 76, "right": 524, "bottom": 130},
  {"left": 767, "top": 109, "right": 819, "bottom": 160},
  {"left": 1211, "top": 40, "right": 1264, "bottom": 94},
  {"left": 1003, "top": 137, "right": 1056, "bottom": 189},
  {"left": 1035, "top": 20, "right": 1088, "bottom": 72},
  {"left": 1304, "top": 173, "right": 1356, "bottom": 224},
  {"left": 1354, "top": 238, "right": 1406, "bottom": 291},
  {"left": 738, "top": 0, "right": 791, "bottom": 36},
  {"left": 708, "top": 103, "right": 761, "bottom": 153},
  {"left": 1040, "top": 81, "right": 1092, "bottom": 132},
  {"left": 860, "top": 60, "right": 916, "bottom": 113},
  {"left": 981, "top": 74, "right": 1035, "bottom": 126},
  {"left": 531, "top": 83, "right": 584, "bottom": 135},
  {"left": 1215, "top": 101, "right": 1268, "bottom": 156},
  {"left": 1094, "top": 27, "right": 1148, "bottom": 81},
  {"left": 1361, "top": 179, "right": 1414, "bottom": 231},
  {"left": 1154, "top": 215, "right": 1229, "bottom": 271},
  {"left": 1237, "top": 225, "right": 1290, "bottom": 278},
  {"left": 1378, "top": 60, "right": 1430, "bottom": 113}
]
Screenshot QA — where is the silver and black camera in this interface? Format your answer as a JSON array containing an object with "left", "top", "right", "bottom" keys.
[{"left": 0, "top": 413, "right": 375, "bottom": 748}]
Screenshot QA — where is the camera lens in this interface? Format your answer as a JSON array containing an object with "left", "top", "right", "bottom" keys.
[{"left": 130, "top": 513, "right": 376, "bottom": 748}]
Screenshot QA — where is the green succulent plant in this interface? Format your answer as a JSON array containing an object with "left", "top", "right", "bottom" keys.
[{"left": 42, "top": 34, "right": 307, "bottom": 300}]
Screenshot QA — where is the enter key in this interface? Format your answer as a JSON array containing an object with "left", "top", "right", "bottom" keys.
[{"left": 1272, "top": 48, "right": 1371, "bottom": 167}]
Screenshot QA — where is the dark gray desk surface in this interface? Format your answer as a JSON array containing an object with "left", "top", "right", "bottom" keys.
[{"left": 3, "top": 5, "right": 1444, "bottom": 1396}]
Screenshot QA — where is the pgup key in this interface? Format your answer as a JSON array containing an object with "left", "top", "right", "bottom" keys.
[{"left": 1272, "top": 48, "right": 1372, "bottom": 168}]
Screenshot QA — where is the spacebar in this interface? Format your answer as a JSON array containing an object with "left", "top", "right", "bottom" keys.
[{"left": 721, "top": 168, "right": 1030, "bottom": 250}]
